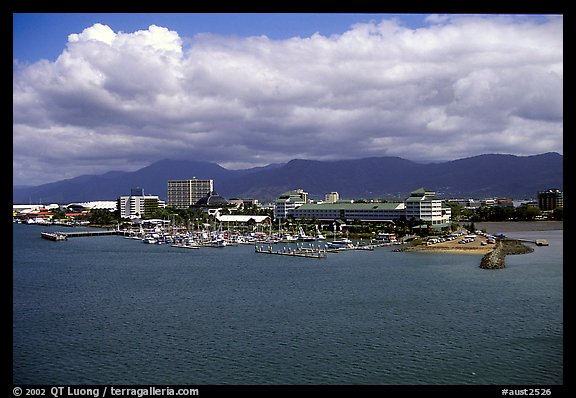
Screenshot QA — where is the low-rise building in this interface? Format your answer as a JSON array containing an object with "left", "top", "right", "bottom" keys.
[
  {"left": 291, "top": 202, "right": 404, "bottom": 222},
  {"left": 285, "top": 188, "right": 451, "bottom": 227},
  {"left": 193, "top": 191, "right": 232, "bottom": 217},
  {"left": 273, "top": 189, "right": 308, "bottom": 220}
]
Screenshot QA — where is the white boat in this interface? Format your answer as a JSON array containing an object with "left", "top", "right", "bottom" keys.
[
  {"left": 280, "top": 233, "right": 298, "bottom": 243},
  {"left": 325, "top": 238, "right": 354, "bottom": 249},
  {"left": 171, "top": 242, "right": 200, "bottom": 249},
  {"left": 142, "top": 237, "right": 157, "bottom": 244},
  {"left": 208, "top": 238, "right": 227, "bottom": 247},
  {"left": 296, "top": 226, "right": 315, "bottom": 241}
]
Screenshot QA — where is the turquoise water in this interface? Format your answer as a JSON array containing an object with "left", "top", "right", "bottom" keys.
[{"left": 13, "top": 224, "right": 563, "bottom": 385}]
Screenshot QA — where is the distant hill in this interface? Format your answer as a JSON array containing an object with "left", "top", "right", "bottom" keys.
[{"left": 13, "top": 152, "right": 563, "bottom": 204}]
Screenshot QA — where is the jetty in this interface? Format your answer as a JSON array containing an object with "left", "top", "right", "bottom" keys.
[
  {"left": 516, "top": 238, "right": 549, "bottom": 246},
  {"left": 41, "top": 232, "right": 68, "bottom": 241},
  {"left": 41, "top": 230, "right": 125, "bottom": 240},
  {"left": 255, "top": 245, "right": 327, "bottom": 259}
]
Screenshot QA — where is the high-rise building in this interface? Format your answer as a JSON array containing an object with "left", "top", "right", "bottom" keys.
[
  {"left": 118, "top": 191, "right": 165, "bottom": 219},
  {"left": 167, "top": 179, "right": 214, "bottom": 209},
  {"left": 538, "top": 189, "right": 563, "bottom": 211}
]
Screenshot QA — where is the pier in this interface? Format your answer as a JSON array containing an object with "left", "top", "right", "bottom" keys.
[
  {"left": 41, "top": 230, "right": 125, "bottom": 240},
  {"left": 255, "top": 245, "right": 327, "bottom": 259},
  {"left": 515, "top": 238, "right": 549, "bottom": 246},
  {"left": 41, "top": 232, "right": 68, "bottom": 241}
]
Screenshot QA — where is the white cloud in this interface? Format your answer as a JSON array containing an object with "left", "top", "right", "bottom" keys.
[{"left": 13, "top": 16, "right": 563, "bottom": 185}]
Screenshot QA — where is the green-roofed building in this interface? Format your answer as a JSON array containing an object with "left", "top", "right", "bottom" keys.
[
  {"left": 291, "top": 202, "right": 404, "bottom": 222},
  {"left": 284, "top": 188, "right": 451, "bottom": 227}
]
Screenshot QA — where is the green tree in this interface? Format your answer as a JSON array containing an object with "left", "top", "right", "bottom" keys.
[
  {"left": 515, "top": 205, "right": 541, "bottom": 221},
  {"left": 50, "top": 208, "right": 67, "bottom": 220},
  {"left": 552, "top": 207, "right": 563, "bottom": 220},
  {"left": 87, "top": 209, "right": 117, "bottom": 225},
  {"left": 445, "top": 202, "right": 463, "bottom": 220}
]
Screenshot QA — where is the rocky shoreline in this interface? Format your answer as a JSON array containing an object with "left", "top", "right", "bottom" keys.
[
  {"left": 479, "top": 239, "right": 534, "bottom": 269},
  {"left": 395, "top": 237, "right": 535, "bottom": 270}
]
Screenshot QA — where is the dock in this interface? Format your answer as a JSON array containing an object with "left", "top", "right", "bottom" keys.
[
  {"left": 41, "top": 232, "right": 68, "bottom": 241},
  {"left": 255, "top": 245, "right": 327, "bottom": 259},
  {"left": 41, "top": 230, "right": 123, "bottom": 240},
  {"left": 515, "top": 238, "right": 549, "bottom": 246}
]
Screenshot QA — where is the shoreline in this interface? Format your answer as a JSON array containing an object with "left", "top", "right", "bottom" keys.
[
  {"left": 473, "top": 221, "right": 562, "bottom": 233},
  {"left": 396, "top": 246, "right": 493, "bottom": 255},
  {"left": 396, "top": 221, "right": 561, "bottom": 256}
]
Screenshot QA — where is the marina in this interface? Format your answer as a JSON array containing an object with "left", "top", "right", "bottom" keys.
[{"left": 39, "top": 226, "right": 402, "bottom": 260}]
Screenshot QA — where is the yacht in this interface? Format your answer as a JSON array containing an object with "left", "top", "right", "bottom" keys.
[
  {"left": 325, "top": 238, "right": 354, "bottom": 249},
  {"left": 280, "top": 233, "right": 298, "bottom": 243},
  {"left": 296, "top": 226, "right": 315, "bottom": 242}
]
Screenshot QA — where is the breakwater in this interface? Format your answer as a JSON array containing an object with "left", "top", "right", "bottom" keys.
[{"left": 480, "top": 239, "right": 534, "bottom": 269}]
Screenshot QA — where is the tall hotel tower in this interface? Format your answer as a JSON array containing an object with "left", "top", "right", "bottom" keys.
[{"left": 167, "top": 178, "right": 214, "bottom": 209}]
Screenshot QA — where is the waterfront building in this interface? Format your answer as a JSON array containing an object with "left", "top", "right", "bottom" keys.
[
  {"left": 66, "top": 201, "right": 118, "bottom": 212},
  {"left": 273, "top": 189, "right": 308, "bottom": 220},
  {"left": 287, "top": 188, "right": 451, "bottom": 228},
  {"left": 167, "top": 178, "right": 214, "bottom": 209},
  {"left": 291, "top": 201, "right": 404, "bottom": 222},
  {"left": 404, "top": 188, "right": 451, "bottom": 227},
  {"left": 538, "top": 189, "right": 563, "bottom": 211},
  {"left": 193, "top": 191, "right": 231, "bottom": 217},
  {"left": 118, "top": 192, "right": 165, "bottom": 219}
]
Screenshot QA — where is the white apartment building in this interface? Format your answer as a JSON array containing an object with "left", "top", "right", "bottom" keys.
[
  {"left": 404, "top": 188, "right": 451, "bottom": 226},
  {"left": 273, "top": 189, "right": 308, "bottom": 220},
  {"left": 118, "top": 195, "right": 165, "bottom": 219},
  {"left": 167, "top": 178, "right": 214, "bottom": 209}
]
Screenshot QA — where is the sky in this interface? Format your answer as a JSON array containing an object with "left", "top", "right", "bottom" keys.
[{"left": 13, "top": 13, "right": 563, "bottom": 186}]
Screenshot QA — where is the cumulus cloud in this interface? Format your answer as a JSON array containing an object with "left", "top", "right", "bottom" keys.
[{"left": 13, "top": 16, "right": 563, "bottom": 185}]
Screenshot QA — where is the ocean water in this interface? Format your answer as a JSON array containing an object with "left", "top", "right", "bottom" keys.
[{"left": 13, "top": 224, "right": 563, "bottom": 385}]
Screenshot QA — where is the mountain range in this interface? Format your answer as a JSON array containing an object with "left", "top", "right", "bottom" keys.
[{"left": 12, "top": 152, "right": 563, "bottom": 204}]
